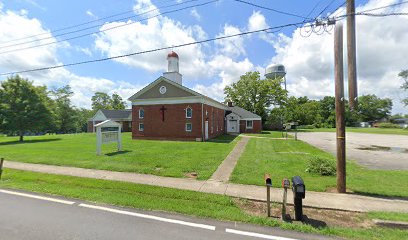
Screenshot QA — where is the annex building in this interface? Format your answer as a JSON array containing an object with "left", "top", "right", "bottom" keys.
[{"left": 127, "top": 51, "right": 261, "bottom": 141}]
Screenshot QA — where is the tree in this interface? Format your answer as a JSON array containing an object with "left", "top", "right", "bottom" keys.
[
  {"left": 91, "top": 92, "right": 112, "bottom": 111},
  {"left": 357, "top": 94, "right": 393, "bottom": 122},
  {"left": 400, "top": 70, "right": 408, "bottom": 107},
  {"left": 224, "top": 71, "right": 287, "bottom": 121},
  {"left": 111, "top": 93, "right": 126, "bottom": 110},
  {"left": 51, "top": 85, "right": 77, "bottom": 133},
  {"left": 319, "top": 96, "right": 336, "bottom": 127},
  {"left": 0, "top": 75, "right": 53, "bottom": 141},
  {"left": 91, "top": 92, "right": 127, "bottom": 111}
]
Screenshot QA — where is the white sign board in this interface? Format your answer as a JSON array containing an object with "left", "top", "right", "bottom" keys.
[{"left": 95, "top": 120, "right": 122, "bottom": 155}]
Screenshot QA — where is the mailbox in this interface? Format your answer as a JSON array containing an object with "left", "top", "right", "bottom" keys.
[
  {"left": 291, "top": 176, "right": 305, "bottom": 199},
  {"left": 264, "top": 174, "right": 272, "bottom": 186},
  {"left": 282, "top": 178, "right": 290, "bottom": 188}
]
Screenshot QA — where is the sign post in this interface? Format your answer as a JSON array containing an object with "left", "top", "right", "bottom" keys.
[{"left": 95, "top": 120, "right": 123, "bottom": 156}]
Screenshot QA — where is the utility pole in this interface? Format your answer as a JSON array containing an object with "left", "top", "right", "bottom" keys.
[
  {"left": 334, "top": 22, "right": 346, "bottom": 193},
  {"left": 347, "top": 0, "right": 358, "bottom": 110}
]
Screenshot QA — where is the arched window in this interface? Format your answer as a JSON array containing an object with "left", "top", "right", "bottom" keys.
[
  {"left": 139, "top": 108, "right": 144, "bottom": 119},
  {"left": 186, "top": 107, "right": 192, "bottom": 118}
]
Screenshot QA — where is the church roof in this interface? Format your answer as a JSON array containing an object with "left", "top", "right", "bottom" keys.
[
  {"left": 100, "top": 109, "right": 132, "bottom": 120},
  {"left": 167, "top": 51, "right": 179, "bottom": 58},
  {"left": 228, "top": 106, "right": 261, "bottom": 120}
]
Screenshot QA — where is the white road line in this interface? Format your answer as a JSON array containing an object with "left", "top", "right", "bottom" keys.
[
  {"left": 0, "top": 189, "right": 75, "bottom": 205},
  {"left": 225, "top": 228, "right": 300, "bottom": 240},
  {"left": 79, "top": 203, "right": 216, "bottom": 231}
]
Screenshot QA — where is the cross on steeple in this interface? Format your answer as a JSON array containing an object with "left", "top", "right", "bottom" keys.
[{"left": 160, "top": 105, "right": 167, "bottom": 122}]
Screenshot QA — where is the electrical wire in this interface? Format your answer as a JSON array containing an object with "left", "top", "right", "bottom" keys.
[
  {"left": 232, "top": 0, "right": 312, "bottom": 20},
  {"left": 0, "top": 0, "right": 218, "bottom": 55},
  {"left": 0, "top": 0, "right": 203, "bottom": 50},
  {"left": 0, "top": 20, "right": 314, "bottom": 76}
]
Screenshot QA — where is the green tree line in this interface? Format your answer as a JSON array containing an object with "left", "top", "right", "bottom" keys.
[{"left": 0, "top": 75, "right": 126, "bottom": 141}]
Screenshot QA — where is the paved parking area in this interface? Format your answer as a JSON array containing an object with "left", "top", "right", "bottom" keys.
[{"left": 295, "top": 132, "right": 408, "bottom": 170}]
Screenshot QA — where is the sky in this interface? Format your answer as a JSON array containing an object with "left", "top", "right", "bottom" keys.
[{"left": 0, "top": 0, "right": 407, "bottom": 114}]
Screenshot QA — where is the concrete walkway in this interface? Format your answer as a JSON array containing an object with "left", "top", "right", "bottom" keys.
[
  {"left": 209, "top": 137, "right": 249, "bottom": 182},
  {"left": 4, "top": 161, "right": 408, "bottom": 213}
]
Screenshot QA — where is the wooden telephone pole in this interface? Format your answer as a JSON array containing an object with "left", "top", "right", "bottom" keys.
[
  {"left": 334, "top": 22, "right": 346, "bottom": 193},
  {"left": 347, "top": 0, "right": 358, "bottom": 110}
]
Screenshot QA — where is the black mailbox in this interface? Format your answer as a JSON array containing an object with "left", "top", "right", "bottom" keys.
[
  {"left": 264, "top": 174, "right": 272, "bottom": 186},
  {"left": 291, "top": 176, "right": 305, "bottom": 199}
]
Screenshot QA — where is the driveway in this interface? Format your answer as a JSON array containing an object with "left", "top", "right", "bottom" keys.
[{"left": 295, "top": 132, "right": 408, "bottom": 170}]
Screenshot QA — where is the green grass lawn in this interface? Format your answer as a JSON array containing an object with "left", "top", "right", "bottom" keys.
[
  {"left": 367, "top": 212, "right": 408, "bottom": 222},
  {"left": 242, "top": 131, "right": 292, "bottom": 138},
  {"left": 299, "top": 127, "right": 408, "bottom": 135},
  {"left": 1, "top": 169, "right": 406, "bottom": 240},
  {"left": 0, "top": 133, "right": 238, "bottom": 180},
  {"left": 230, "top": 138, "right": 408, "bottom": 198}
]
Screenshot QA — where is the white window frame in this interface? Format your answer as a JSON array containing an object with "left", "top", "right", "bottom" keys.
[
  {"left": 186, "top": 107, "right": 192, "bottom": 119},
  {"left": 139, "top": 108, "right": 144, "bottom": 119},
  {"left": 139, "top": 123, "right": 144, "bottom": 131},
  {"left": 246, "top": 120, "right": 253, "bottom": 129},
  {"left": 185, "top": 123, "right": 192, "bottom": 132}
]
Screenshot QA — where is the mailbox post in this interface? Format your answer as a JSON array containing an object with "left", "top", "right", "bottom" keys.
[
  {"left": 281, "top": 178, "right": 290, "bottom": 220},
  {"left": 291, "top": 176, "right": 306, "bottom": 221},
  {"left": 0, "top": 158, "right": 4, "bottom": 180},
  {"left": 264, "top": 173, "right": 272, "bottom": 217}
]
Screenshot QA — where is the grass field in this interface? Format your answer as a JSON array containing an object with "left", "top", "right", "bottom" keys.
[
  {"left": 298, "top": 127, "right": 408, "bottom": 135},
  {"left": 230, "top": 138, "right": 408, "bottom": 198},
  {"left": 1, "top": 169, "right": 406, "bottom": 240},
  {"left": 0, "top": 133, "right": 238, "bottom": 180},
  {"left": 242, "top": 131, "right": 291, "bottom": 138}
]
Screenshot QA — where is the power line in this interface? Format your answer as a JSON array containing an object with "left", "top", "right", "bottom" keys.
[
  {"left": 358, "top": 0, "right": 408, "bottom": 14},
  {"left": 232, "top": 0, "right": 312, "bottom": 20},
  {"left": 0, "top": 0, "right": 202, "bottom": 50},
  {"left": 0, "top": 20, "right": 314, "bottom": 76},
  {"left": 0, "top": 0, "right": 218, "bottom": 55},
  {"left": 315, "top": 0, "right": 338, "bottom": 18},
  {"left": 0, "top": 0, "right": 181, "bottom": 45}
]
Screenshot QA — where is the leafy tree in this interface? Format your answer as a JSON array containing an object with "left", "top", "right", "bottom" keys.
[
  {"left": 51, "top": 85, "right": 77, "bottom": 133},
  {"left": 224, "top": 71, "right": 287, "bottom": 121},
  {"left": 74, "top": 108, "right": 93, "bottom": 132},
  {"left": 111, "top": 93, "right": 127, "bottom": 110},
  {"left": 0, "top": 75, "right": 53, "bottom": 141},
  {"left": 319, "top": 96, "right": 336, "bottom": 127},
  {"left": 400, "top": 70, "right": 408, "bottom": 106},
  {"left": 91, "top": 92, "right": 127, "bottom": 111},
  {"left": 357, "top": 94, "right": 393, "bottom": 122},
  {"left": 91, "top": 92, "right": 112, "bottom": 111}
]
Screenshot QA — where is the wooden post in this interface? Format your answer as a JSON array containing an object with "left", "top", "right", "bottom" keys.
[
  {"left": 334, "top": 22, "right": 346, "bottom": 193},
  {"left": 347, "top": 0, "right": 358, "bottom": 110},
  {"left": 0, "top": 158, "right": 4, "bottom": 180}
]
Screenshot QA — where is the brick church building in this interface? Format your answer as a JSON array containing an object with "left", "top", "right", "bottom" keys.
[{"left": 128, "top": 51, "right": 261, "bottom": 141}]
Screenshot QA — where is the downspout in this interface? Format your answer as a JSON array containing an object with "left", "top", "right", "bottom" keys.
[{"left": 201, "top": 100, "right": 204, "bottom": 141}]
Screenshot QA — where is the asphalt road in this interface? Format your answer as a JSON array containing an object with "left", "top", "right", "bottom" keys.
[
  {"left": 0, "top": 189, "right": 333, "bottom": 240},
  {"left": 296, "top": 132, "right": 408, "bottom": 170}
]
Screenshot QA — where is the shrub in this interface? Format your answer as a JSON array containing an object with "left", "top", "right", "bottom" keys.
[
  {"left": 306, "top": 157, "right": 336, "bottom": 176},
  {"left": 377, "top": 123, "right": 401, "bottom": 129}
]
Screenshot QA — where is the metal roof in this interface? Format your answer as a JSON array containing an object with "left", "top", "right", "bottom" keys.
[
  {"left": 100, "top": 109, "right": 132, "bottom": 120},
  {"left": 228, "top": 106, "right": 261, "bottom": 120}
]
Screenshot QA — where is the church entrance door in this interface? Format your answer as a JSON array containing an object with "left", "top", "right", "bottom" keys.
[{"left": 205, "top": 121, "right": 209, "bottom": 140}]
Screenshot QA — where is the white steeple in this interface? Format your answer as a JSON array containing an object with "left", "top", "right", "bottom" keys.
[{"left": 163, "top": 51, "right": 182, "bottom": 85}]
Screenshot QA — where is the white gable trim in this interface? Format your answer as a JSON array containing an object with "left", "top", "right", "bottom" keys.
[
  {"left": 241, "top": 117, "right": 262, "bottom": 121},
  {"left": 89, "top": 110, "right": 107, "bottom": 121}
]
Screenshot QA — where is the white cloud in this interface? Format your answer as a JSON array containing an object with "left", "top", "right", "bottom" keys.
[
  {"left": 269, "top": 0, "right": 408, "bottom": 113},
  {"left": 190, "top": 8, "right": 201, "bottom": 21},
  {"left": 94, "top": 0, "right": 208, "bottom": 79},
  {"left": 215, "top": 24, "right": 246, "bottom": 58},
  {"left": 0, "top": 7, "right": 138, "bottom": 109},
  {"left": 86, "top": 10, "right": 96, "bottom": 19},
  {"left": 193, "top": 56, "right": 254, "bottom": 100}
]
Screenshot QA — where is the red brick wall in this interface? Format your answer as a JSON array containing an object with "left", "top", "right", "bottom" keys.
[
  {"left": 132, "top": 103, "right": 225, "bottom": 141},
  {"left": 240, "top": 120, "right": 262, "bottom": 133},
  {"left": 203, "top": 104, "right": 225, "bottom": 139}
]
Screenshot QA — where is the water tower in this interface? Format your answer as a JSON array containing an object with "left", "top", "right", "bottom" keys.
[{"left": 265, "top": 64, "right": 287, "bottom": 90}]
